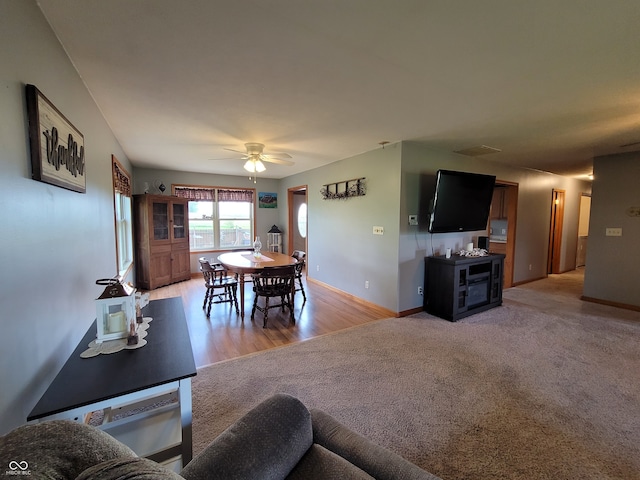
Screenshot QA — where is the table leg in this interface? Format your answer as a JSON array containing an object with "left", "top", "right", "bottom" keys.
[
  {"left": 239, "top": 274, "right": 245, "bottom": 319},
  {"left": 179, "top": 378, "right": 193, "bottom": 466}
]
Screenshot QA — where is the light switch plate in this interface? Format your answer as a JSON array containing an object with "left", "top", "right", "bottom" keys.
[
  {"left": 373, "top": 226, "right": 384, "bottom": 235},
  {"left": 605, "top": 227, "right": 622, "bottom": 236}
]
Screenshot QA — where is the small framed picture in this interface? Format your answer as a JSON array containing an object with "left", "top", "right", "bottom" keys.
[{"left": 259, "top": 192, "right": 278, "bottom": 208}]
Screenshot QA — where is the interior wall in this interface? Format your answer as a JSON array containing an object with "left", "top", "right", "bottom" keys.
[
  {"left": 132, "top": 167, "right": 281, "bottom": 273},
  {"left": 0, "top": 0, "right": 131, "bottom": 434},
  {"left": 583, "top": 151, "right": 639, "bottom": 307},
  {"left": 279, "top": 141, "right": 591, "bottom": 314},
  {"left": 398, "top": 142, "right": 591, "bottom": 312},
  {"left": 279, "top": 143, "right": 402, "bottom": 313},
  {"left": 0, "top": 0, "right": 608, "bottom": 437}
]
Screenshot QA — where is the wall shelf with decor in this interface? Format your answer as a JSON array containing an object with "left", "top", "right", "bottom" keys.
[{"left": 320, "top": 177, "right": 366, "bottom": 200}]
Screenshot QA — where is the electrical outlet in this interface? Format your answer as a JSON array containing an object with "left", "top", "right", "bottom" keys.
[
  {"left": 605, "top": 227, "right": 622, "bottom": 236},
  {"left": 408, "top": 215, "right": 418, "bottom": 226},
  {"left": 373, "top": 226, "right": 384, "bottom": 235},
  {"left": 365, "top": 280, "right": 370, "bottom": 289},
  {"left": 418, "top": 286, "right": 423, "bottom": 295},
  {"left": 316, "top": 265, "right": 320, "bottom": 272}
]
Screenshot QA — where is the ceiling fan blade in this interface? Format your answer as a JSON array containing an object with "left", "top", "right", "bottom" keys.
[
  {"left": 208, "top": 156, "right": 247, "bottom": 161},
  {"left": 261, "top": 157, "right": 294, "bottom": 166},
  {"left": 223, "top": 147, "right": 248, "bottom": 154},
  {"left": 265, "top": 152, "right": 292, "bottom": 159}
]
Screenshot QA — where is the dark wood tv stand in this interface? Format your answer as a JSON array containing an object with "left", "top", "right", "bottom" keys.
[{"left": 424, "top": 253, "right": 505, "bottom": 321}]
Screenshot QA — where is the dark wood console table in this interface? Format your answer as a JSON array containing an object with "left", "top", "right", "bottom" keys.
[
  {"left": 28, "top": 297, "right": 196, "bottom": 470},
  {"left": 424, "top": 253, "right": 505, "bottom": 321}
]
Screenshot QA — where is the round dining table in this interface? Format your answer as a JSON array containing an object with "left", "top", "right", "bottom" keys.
[{"left": 217, "top": 251, "right": 297, "bottom": 318}]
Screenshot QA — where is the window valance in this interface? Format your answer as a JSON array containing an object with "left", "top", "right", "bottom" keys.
[
  {"left": 218, "top": 189, "right": 254, "bottom": 202},
  {"left": 174, "top": 186, "right": 254, "bottom": 202},
  {"left": 112, "top": 159, "right": 131, "bottom": 197},
  {"left": 174, "top": 186, "right": 214, "bottom": 201}
]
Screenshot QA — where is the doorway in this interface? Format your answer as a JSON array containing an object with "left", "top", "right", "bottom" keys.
[
  {"left": 489, "top": 181, "right": 518, "bottom": 288},
  {"left": 547, "top": 189, "right": 565, "bottom": 274},
  {"left": 288, "top": 186, "right": 308, "bottom": 257},
  {"left": 576, "top": 194, "right": 591, "bottom": 267}
]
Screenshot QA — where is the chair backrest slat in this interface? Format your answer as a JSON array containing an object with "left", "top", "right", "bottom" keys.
[
  {"left": 199, "top": 257, "right": 232, "bottom": 284},
  {"left": 253, "top": 265, "right": 295, "bottom": 291}
]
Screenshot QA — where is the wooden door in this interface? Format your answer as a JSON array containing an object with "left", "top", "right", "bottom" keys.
[
  {"left": 171, "top": 246, "right": 191, "bottom": 282},
  {"left": 288, "top": 186, "right": 308, "bottom": 256},
  {"left": 149, "top": 248, "right": 172, "bottom": 289}
]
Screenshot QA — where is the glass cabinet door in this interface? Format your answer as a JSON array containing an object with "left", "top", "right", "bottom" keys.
[
  {"left": 152, "top": 202, "right": 169, "bottom": 241},
  {"left": 172, "top": 202, "right": 186, "bottom": 240}
]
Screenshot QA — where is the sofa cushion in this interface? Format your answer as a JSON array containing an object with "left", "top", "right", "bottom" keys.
[
  {"left": 181, "top": 393, "right": 313, "bottom": 480},
  {"left": 310, "top": 408, "right": 441, "bottom": 480},
  {"left": 286, "top": 443, "right": 375, "bottom": 480},
  {"left": 0, "top": 420, "right": 137, "bottom": 480},
  {"left": 76, "top": 457, "right": 184, "bottom": 480}
]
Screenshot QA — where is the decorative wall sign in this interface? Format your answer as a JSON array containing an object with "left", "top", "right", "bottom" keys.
[
  {"left": 320, "top": 177, "right": 366, "bottom": 200},
  {"left": 26, "top": 84, "right": 86, "bottom": 193},
  {"left": 259, "top": 192, "right": 278, "bottom": 208}
]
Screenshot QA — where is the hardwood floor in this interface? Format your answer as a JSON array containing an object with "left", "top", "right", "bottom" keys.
[{"left": 148, "top": 273, "right": 393, "bottom": 368}]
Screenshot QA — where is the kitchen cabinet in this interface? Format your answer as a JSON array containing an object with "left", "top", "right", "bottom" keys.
[{"left": 490, "top": 187, "right": 507, "bottom": 220}]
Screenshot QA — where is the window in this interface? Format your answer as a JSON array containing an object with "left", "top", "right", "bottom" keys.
[
  {"left": 174, "top": 186, "right": 255, "bottom": 251},
  {"left": 297, "top": 202, "right": 307, "bottom": 238},
  {"left": 112, "top": 156, "right": 133, "bottom": 278}
]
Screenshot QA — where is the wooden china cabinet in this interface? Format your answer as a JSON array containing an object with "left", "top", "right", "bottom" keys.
[{"left": 133, "top": 194, "right": 191, "bottom": 290}]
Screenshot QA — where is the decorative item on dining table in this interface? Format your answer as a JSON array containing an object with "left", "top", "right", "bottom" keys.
[{"left": 253, "top": 235, "right": 263, "bottom": 258}]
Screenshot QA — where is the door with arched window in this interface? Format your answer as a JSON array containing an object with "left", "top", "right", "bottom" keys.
[{"left": 288, "top": 185, "right": 307, "bottom": 256}]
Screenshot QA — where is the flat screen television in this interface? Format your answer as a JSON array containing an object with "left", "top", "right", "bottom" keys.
[{"left": 428, "top": 170, "right": 496, "bottom": 233}]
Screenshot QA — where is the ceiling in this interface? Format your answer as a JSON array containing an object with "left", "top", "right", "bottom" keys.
[{"left": 36, "top": 0, "right": 640, "bottom": 180}]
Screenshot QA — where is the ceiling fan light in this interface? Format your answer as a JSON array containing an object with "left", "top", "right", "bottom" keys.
[
  {"left": 255, "top": 160, "right": 266, "bottom": 172},
  {"left": 244, "top": 160, "right": 256, "bottom": 172}
]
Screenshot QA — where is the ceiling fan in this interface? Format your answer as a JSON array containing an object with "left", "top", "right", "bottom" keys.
[{"left": 212, "top": 143, "right": 294, "bottom": 175}]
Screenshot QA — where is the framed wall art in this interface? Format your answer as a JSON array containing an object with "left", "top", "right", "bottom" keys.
[
  {"left": 26, "top": 84, "right": 86, "bottom": 193},
  {"left": 258, "top": 192, "right": 278, "bottom": 208}
]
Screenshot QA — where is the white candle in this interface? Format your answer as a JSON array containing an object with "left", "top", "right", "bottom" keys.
[{"left": 108, "top": 311, "right": 125, "bottom": 333}]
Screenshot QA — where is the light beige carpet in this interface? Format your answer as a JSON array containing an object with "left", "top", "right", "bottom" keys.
[{"left": 191, "top": 282, "right": 640, "bottom": 479}]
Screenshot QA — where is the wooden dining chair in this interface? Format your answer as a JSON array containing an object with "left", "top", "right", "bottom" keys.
[
  {"left": 291, "top": 250, "right": 307, "bottom": 302},
  {"left": 198, "top": 258, "right": 239, "bottom": 317},
  {"left": 250, "top": 265, "right": 296, "bottom": 327}
]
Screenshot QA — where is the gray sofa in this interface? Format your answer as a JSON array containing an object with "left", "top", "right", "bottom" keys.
[{"left": 1, "top": 393, "right": 441, "bottom": 479}]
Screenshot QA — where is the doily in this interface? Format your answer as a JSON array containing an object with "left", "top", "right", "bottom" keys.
[
  {"left": 457, "top": 248, "right": 489, "bottom": 257},
  {"left": 80, "top": 317, "right": 152, "bottom": 358}
]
